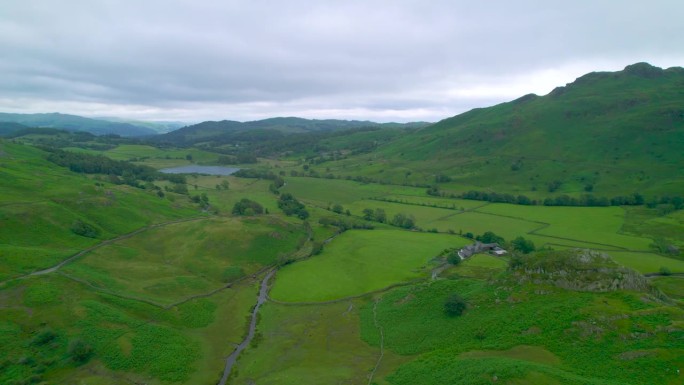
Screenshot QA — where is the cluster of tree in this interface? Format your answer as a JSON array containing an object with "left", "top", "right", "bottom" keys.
[
  {"left": 233, "top": 168, "right": 279, "bottom": 180},
  {"left": 318, "top": 216, "right": 374, "bottom": 231},
  {"left": 511, "top": 236, "right": 536, "bottom": 254},
  {"left": 466, "top": 231, "right": 535, "bottom": 254},
  {"left": 44, "top": 147, "right": 186, "bottom": 188},
  {"left": 434, "top": 174, "right": 452, "bottom": 183},
  {"left": 646, "top": 196, "right": 684, "bottom": 213},
  {"left": 457, "top": 189, "right": 658, "bottom": 208},
  {"left": 391, "top": 213, "right": 416, "bottom": 229},
  {"left": 456, "top": 190, "right": 538, "bottom": 205},
  {"left": 70, "top": 220, "right": 100, "bottom": 238},
  {"left": 232, "top": 168, "right": 284, "bottom": 194},
  {"left": 278, "top": 193, "right": 309, "bottom": 219},
  {"left": 361, "top": 208, "right": 387, "bottom": 223},
  {"left": 190, "top": 193, "right": 210, "bottom": 209},
  {"left": 232, "top": 198, "right": 265, "bottom": 216},
  {"left": 215, "top": 180, "right": 230, "bottom": 190},
  {"left": 476, "top": 231, "right": 505, "bottom": 244}
]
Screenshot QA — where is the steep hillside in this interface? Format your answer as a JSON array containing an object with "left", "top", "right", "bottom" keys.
[
  {"left": 0, "top": 112, "right": 157, "bottom": 137},
  {"left": 329, "top": 63, "right": 684, "bottom": 197}
]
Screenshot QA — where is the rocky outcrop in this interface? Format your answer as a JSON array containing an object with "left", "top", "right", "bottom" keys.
[{"left": 511, "top": 249, "right": 653, "bottom": 293}]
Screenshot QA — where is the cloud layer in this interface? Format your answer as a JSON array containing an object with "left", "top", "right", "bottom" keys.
[{"left": 1, "top": 1, "right": 683, "bottom": 122}]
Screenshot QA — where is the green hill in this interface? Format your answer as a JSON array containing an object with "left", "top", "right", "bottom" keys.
[
  {"left": 0, "top": 122, "right": 30, "bottom": 137},
  {"left": 0, "top": 112, "right": 157, "bottom": 137},
  {"left": 326, "top": 63, "right": 684, "bottom": 198},
  {"left": 156, "top": 116, "right": 429, "bottom": 146}
]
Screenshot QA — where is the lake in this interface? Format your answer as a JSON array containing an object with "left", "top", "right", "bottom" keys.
[{"left": 159, "top": 165, "right": 240, "bottom": 175}]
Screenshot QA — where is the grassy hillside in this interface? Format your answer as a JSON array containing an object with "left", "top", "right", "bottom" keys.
[
  {"left": 0, "top": 141, "right": 200, "bottom": 281},
  {"left": 318, "top": 63, "right": 684, "bottom": 198}
]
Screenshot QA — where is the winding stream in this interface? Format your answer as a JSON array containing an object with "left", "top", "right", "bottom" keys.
[{"left": 218, "top": 269, "right": 275, "bottom": 385}]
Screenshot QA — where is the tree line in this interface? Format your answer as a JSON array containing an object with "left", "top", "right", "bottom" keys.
[{"left": 43, "top": 147, "right": 186, "bottom": 188}]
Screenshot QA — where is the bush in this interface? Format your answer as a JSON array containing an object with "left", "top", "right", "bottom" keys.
[
  {"left": 446, "top": 250, "right": 462, "bottom": 265},
  {"left": 444, "top": 294, "right": 467, "bottom": 316},
  {"left": 659, "top": 266, "right": 672, "bottom": 276},
  {"left": 68, "top": 339, "right": 93, "bottom": 364},
  {"left": 70, "top": 220, "right": 100, "bottom": 238},
  {"left": 31, "top": 328, "right": 57, "bottom": 346}
]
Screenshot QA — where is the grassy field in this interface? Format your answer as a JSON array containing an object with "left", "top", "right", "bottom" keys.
[
  {"left": 477, "top": 203, "right": 653, "bottom": 250},
  {"left": 360, "top": 278, "right": 684, "bottom": 385},
  {"left": 605, "top": 251, "right": 684, "bottom": 274},
  {"left": 449, "top": 253, "right": 508, "bottom": 279},
  {"left": 231, "top": 300, "right": 407, "bottom": 385},
  {"left": 0, "top": 272, "right": 259, "bottom": 385},
  {"left": 281, "top": 177, "right": 427, "bottom": 205},
  {"left": 64, "top": 217, "right": 305, "bottom": 305},
  {"left": 270, "top": 230, "right": 469, "bottom": 302}
]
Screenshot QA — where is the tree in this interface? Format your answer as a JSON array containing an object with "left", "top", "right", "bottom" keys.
[
  {"left": 444, "top": 294, "right": 467, "bottom": 316},
  {"left": 362, "top": 208, "right": 375, "bottom": 221},
  {"left": 332, "top": 203, "right": 344, "bottom": 214},
  {"left": 374, "top": 208, "right": 387, "bottom": 223},
  {"left": 391, "top": 213, "right": 415, "bottom": 229},
  {"left": 446, "top": 249, "right": 462, "bottom": 265},
  {"left": 232, "top": 198, "right": 264, "bottom": 216},
  {"left": 511, "top": 236, "right": 535, "bottom": 254},
  {"left": 476, "top": 231, "right": 504, "bottom": 245},
  {"left": 69, "top": 339, "right": 93, "bottom": 363}
]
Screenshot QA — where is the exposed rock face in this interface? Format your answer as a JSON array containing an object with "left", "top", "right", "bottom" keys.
[{"left": 511, "top": 249, "right": 652, "bottom": 293}]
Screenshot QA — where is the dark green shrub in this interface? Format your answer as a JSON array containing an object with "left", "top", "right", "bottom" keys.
[{"left": 444, "top": 294, "right": 467, "bottom": 317}]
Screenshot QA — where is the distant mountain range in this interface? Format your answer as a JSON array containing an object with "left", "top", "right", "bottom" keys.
[
  {"left": 154, "top": 117, "right": 430, "bottom": 146},
  {"left": 0, "top": 112, "right": 429, "bottom": 141},
  {"left": 0, "top": 113, "right": 159, "bottom": 137}
]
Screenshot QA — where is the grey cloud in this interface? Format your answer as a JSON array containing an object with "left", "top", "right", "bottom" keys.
[{"left": 1, "top": 0, "right": 683, "bottom": 122}]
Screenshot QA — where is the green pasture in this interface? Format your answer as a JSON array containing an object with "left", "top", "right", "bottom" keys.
[
  {"left": 270, "top": 229, "right": 468, "bottom": 302},
  {"left": 360, "top": 279, "right": 684, "bottom": 385},
  {"left": 449, "top": 253, "right": 508, "bottom": 279},
  {"left": 379, "top": 195, "right": 486, "bottom": 210},
  {"left": 182, "top": 174, "right": 282, "bottom": 214},
  {"left": 605, "top": 251, "right": 684, "bottom": 274},
  {"left": 232, "top": 300, "right": 406, "bottom": 385},
  {"left": 64, "top": 217, "right": 304, "bottom": 304},
  {"left": 477, "top": 203, "right": 653, "bottom": 250},
  {"left": 281, "top": 176, "right": 426, "bottom": 205},
  {"left": 104, "top": 144, "right": 220, "bottom": 167}
]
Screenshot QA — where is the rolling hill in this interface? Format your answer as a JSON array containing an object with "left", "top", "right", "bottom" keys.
[
  {"left": 0, "top": 112, "right": 158, "bottom": 137},
  {"left": 325, "top": 63, "right": 684, "bottom": 197},
  {"left": 155, "top": 116, "right": 429, "bottom": 146}
]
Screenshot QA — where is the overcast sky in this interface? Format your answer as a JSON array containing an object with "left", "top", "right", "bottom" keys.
[{"left": 1, "top": 1, "right": 683, "bottom": 123}]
